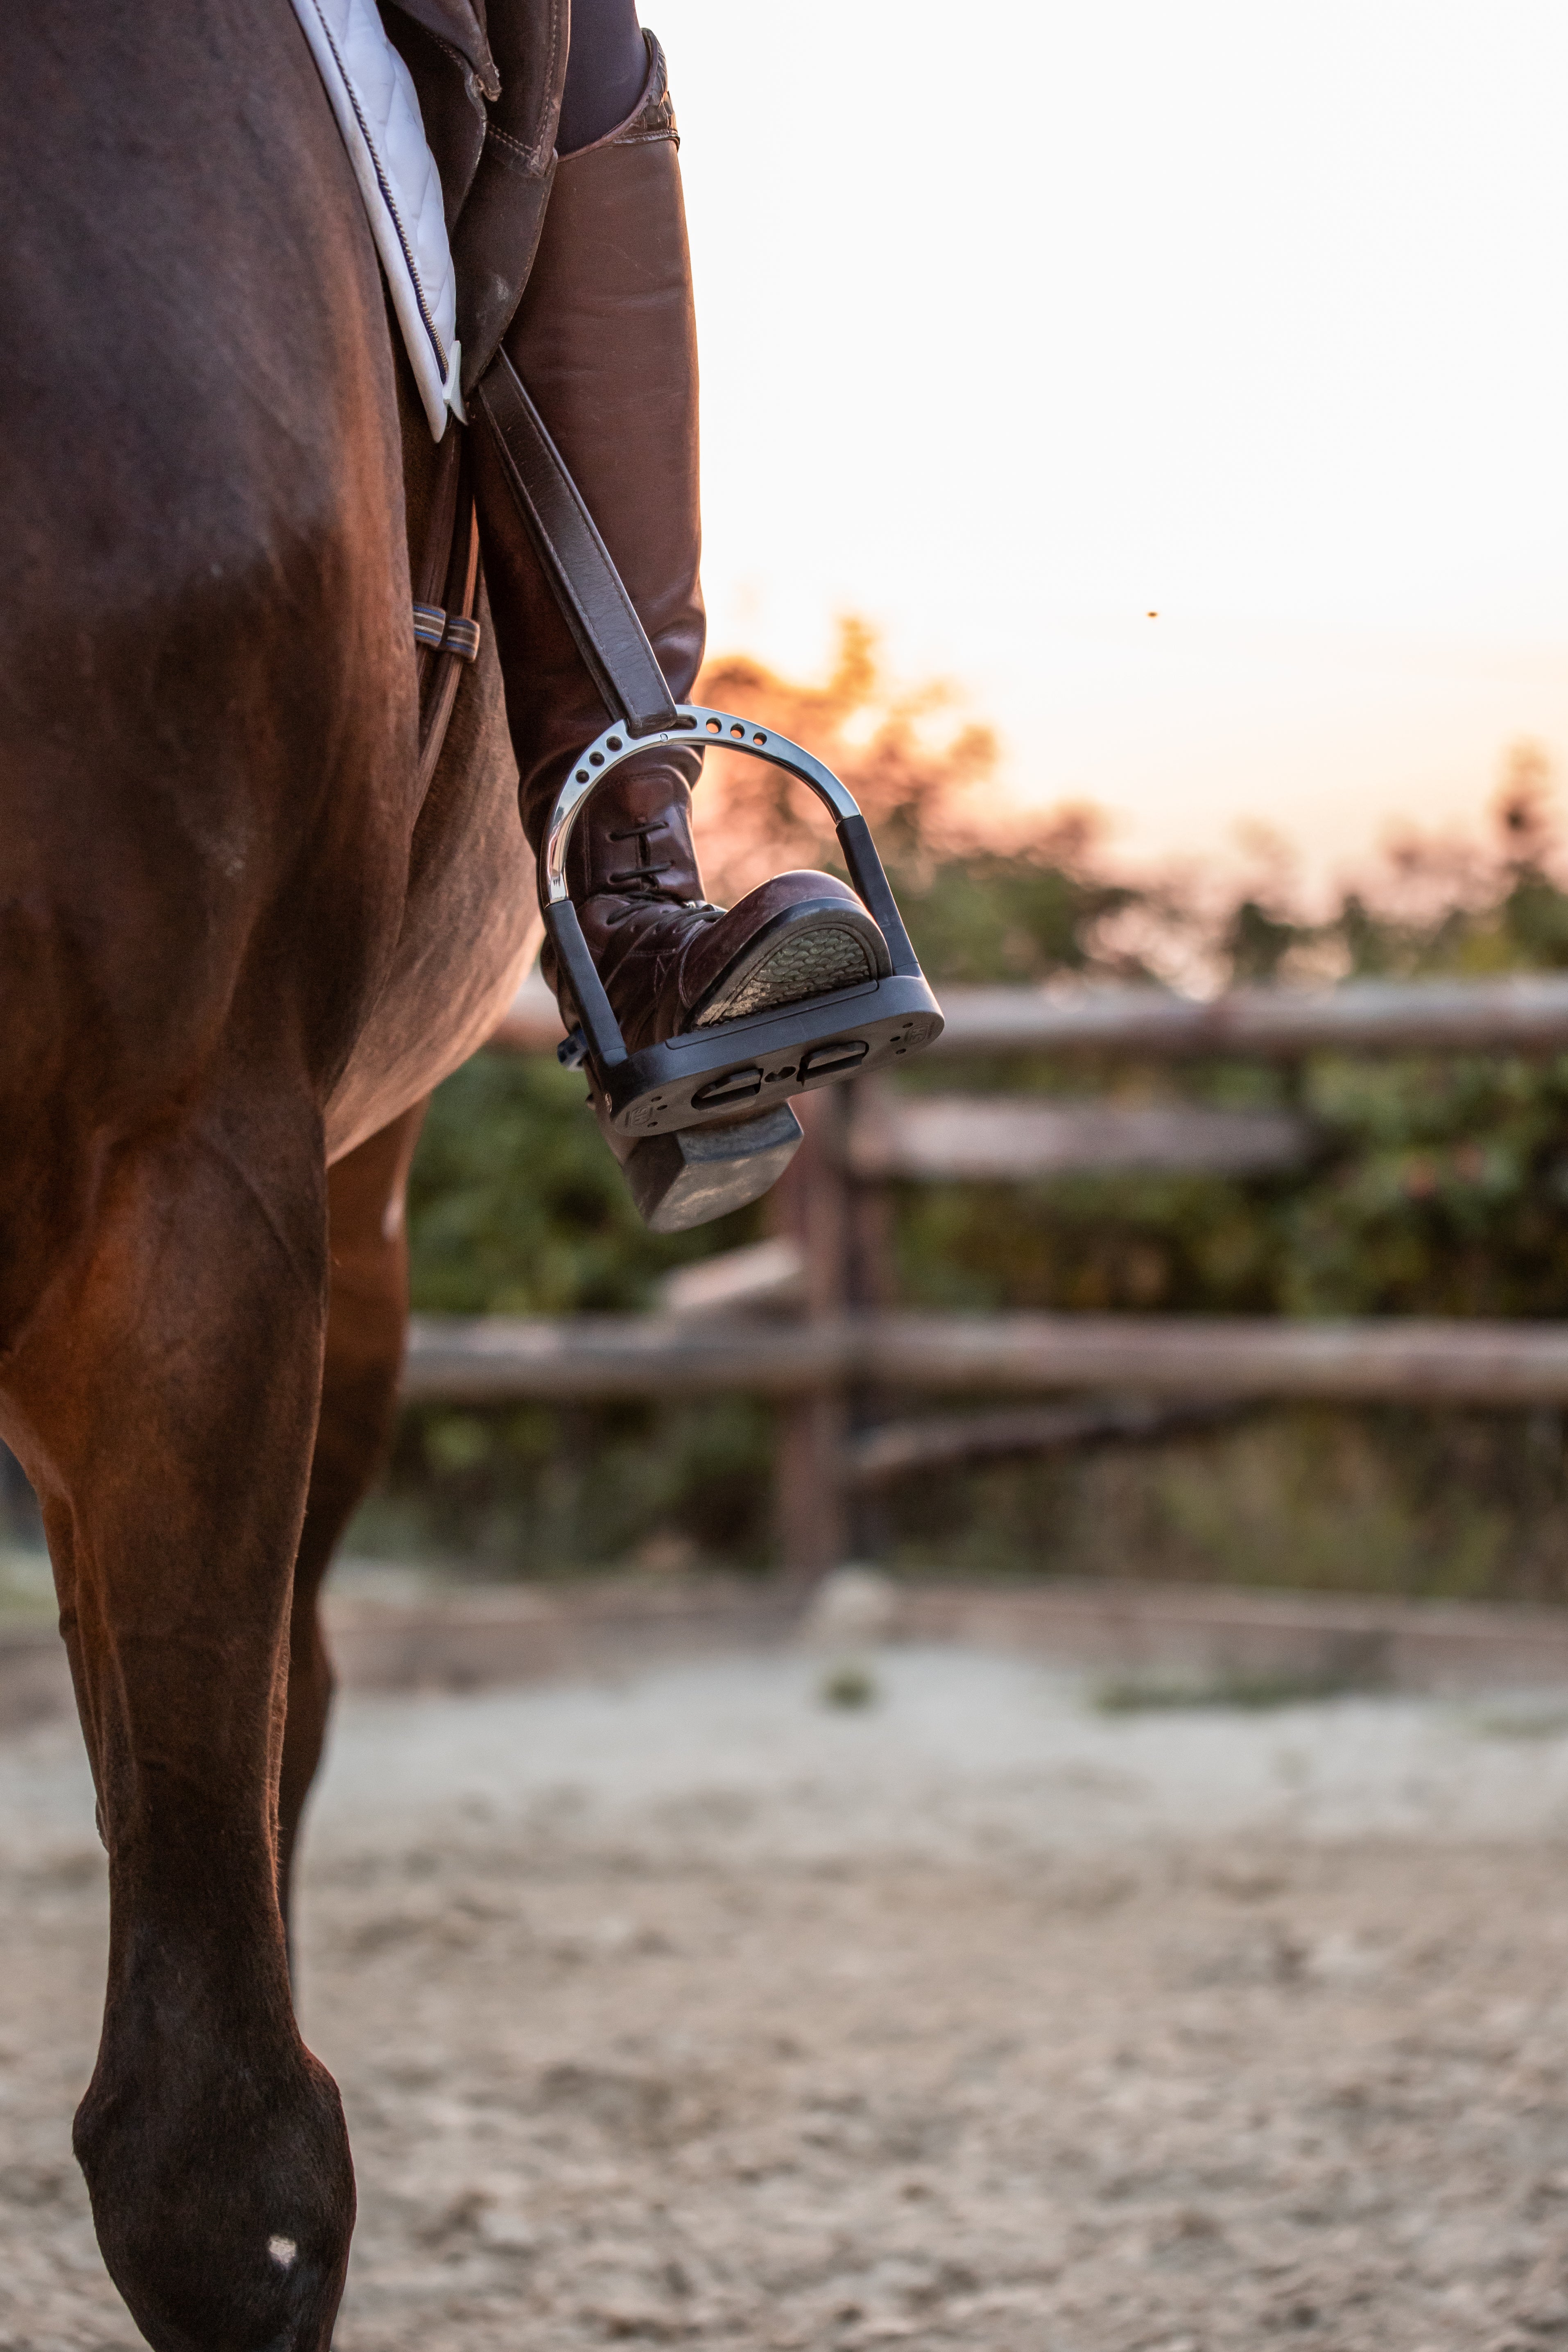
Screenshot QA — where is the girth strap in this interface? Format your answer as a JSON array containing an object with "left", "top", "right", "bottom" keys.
[{"left": 472, "top": 349, "right": 679, "bottom": 736}]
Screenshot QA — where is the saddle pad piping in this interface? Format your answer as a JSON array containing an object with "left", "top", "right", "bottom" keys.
[{"left": 287, "top": 0, "right": 464, "bottom": 438}]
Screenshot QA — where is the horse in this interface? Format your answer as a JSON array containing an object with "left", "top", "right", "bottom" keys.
[{"left": 0, "top": 4, "right": 547, "bottom": 2342}]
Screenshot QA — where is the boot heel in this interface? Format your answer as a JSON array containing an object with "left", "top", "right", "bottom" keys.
[{"left": 601, "top": 1101, "right": 804, "bottom": 1233}]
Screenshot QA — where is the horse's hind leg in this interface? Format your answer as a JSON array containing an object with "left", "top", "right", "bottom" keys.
[
  {"left": 278, "top": 1099, "right": 428, "bottom": 1933},
  {"left": 0, "top": 1092, "right": 355, "bottom": 2352}
]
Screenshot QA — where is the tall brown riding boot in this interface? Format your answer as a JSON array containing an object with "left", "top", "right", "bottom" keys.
[{"left": 473, "top": 34, "right": 888, "bottom": 1056}]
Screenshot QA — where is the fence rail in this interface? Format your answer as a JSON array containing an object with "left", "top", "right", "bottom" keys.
[
  {"left": 844, "top": 1086, "right": 1317, "bottom": 1181},
  {"left": 405, "top": 1311, "right": 1568, "bottom": 1407},
  {"left": 464, "top": 969, "right": 1568, "bottom": 1570},
  {"left": 492, "top": 970, "right": 1568, "bottom": 1062}
]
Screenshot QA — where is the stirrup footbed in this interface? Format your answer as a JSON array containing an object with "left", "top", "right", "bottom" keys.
[{"left": 688, "top": 899, "right": 889, "bottom": 1029}]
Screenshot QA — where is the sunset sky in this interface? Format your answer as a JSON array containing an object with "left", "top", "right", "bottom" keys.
[{"left": 657, "top": 0, "right": 1568, "bottom": 887}]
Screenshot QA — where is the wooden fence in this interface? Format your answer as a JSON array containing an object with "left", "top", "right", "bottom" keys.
[{"left": 405, "top": 969, "right": 1568, "bottom": 1570}]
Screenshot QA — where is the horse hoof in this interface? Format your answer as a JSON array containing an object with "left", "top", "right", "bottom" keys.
[{"left": 74, "top": 2039, "right": 354, "bottom": 2352}]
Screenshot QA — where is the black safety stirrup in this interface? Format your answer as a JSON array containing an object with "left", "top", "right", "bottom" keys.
[{"left": 473, "top": 351, "right": 945, "bottom": 1230}]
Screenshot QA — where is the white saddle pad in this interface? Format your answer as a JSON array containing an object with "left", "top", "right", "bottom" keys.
[{"left": 288, "top": 0, "right": 464, "bottom": 439}]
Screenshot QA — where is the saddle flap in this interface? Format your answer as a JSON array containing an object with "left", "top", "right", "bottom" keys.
[{"left": 383, "top": 0, "right": 500, "bottom": 100}]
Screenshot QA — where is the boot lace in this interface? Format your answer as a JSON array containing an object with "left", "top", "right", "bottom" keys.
[{"left": 601, "top": 817, "right": 723, "bottom": 927}]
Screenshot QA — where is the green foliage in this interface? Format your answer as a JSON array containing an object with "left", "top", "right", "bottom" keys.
[
  {"left": 406, "top": 1052, "right": 765, "bottom": 1316},
  {"left": 370, "top": 1392, "right": 777, "bottom": 1574},
  {"left": 895, "top": 848, "right": 1140, "bottom": 986},
  {"left": 868, "top": 1404, "right": 1568, "bottom": 1604},
  {"left": 1094, "top": 1667, "right": 1377, "bottom": 1712},
  {"left": 380, "top": 1054, "right": 774, "bottom": 1571},
  {"left": 1282, "top": 1054, "right": 1568, "bottom": 1317}
]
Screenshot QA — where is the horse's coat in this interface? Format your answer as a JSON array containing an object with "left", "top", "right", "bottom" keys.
[{"left": 0, "top": 3, "right": 555, "bottom": 2343}]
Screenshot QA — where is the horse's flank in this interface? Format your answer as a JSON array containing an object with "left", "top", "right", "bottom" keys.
[{"left": 323, "top": 375, "right": 539, "bottom": 1166}]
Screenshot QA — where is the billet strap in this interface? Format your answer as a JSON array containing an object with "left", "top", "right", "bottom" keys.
[
  {"left": 415, "top": 431, "right": 482, "bottom": 793},
  {"left": 472, "top": 349, "right": 679, "bottom": 735}
]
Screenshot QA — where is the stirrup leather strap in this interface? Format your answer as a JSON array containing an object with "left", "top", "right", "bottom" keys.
[{"left": 472, "top": 349, "right": 680, "bottom": 737}]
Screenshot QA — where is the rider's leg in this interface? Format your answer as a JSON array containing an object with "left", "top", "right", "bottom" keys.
[
  {"left": 556, "top": 0, "right": 648, "bottom": 155},
  {"left": 474, "top": 28, "right": 889, "bottom": 1055}
]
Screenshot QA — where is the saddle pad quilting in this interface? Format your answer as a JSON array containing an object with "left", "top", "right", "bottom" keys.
[{"left": 288, "top": 0, "right": 462, "bottom": 438}]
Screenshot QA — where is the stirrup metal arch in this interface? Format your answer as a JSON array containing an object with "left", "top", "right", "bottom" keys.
[{"left": 540, "top": 707, "right": 944, "bottom": 1139}]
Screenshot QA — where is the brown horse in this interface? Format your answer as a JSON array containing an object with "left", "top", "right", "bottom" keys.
[{"left": 1, "top": 5, "right": 543, "bottom": 2344}]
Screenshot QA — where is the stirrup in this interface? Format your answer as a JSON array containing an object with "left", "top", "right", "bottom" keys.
[{"left": 541, "top": 706, "right": 945, "bottom": 1232}]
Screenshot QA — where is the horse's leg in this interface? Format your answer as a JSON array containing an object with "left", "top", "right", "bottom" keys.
[
  {"left": 278, "top": 1100, "right": 428, "bottom": 1934},
  {"left": 2, "top": 1088, "right": 355, "bottom": 2351}
]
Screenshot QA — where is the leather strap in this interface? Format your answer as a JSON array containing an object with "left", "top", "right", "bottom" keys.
[
  {"left": 472, "top": 348, "right": 679, "bottom": 735},
  {"left": 414, "top": 430, "right": 482, "bottom": 792},
  {"left": 413, "top": 422, "right": 463, "bottom": 631}
]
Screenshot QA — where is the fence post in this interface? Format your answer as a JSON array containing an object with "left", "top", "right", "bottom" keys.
[
  {"left": 845, "top": 1088, "right": 896, "bottom": 1556},
  {"left": 769, "top": 1087, "right": 851, "bottom": 1580}
]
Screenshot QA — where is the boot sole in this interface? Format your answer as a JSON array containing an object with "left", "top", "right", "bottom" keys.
[
  {"left": 690, "top": 903, "right": 889, "bottom": 1027},
  {"left": 616, "top": 1101, "right": 805, "bottom": 1233}
]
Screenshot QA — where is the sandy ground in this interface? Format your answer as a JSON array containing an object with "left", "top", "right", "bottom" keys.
[{"left": 9, "top": 1647, "right": 1568, "bottom": 2349}]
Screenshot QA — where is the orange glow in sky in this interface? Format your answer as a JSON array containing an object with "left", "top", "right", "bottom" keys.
[{"left": 658, "top": 0, "right": 1568, "bottom": 880}]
